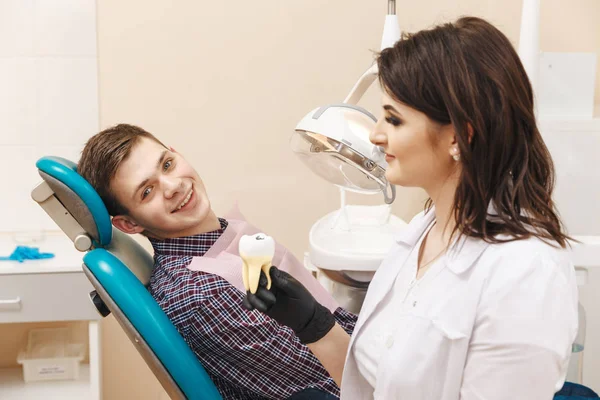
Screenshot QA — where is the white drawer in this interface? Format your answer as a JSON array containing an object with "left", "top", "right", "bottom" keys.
[{"left": 0, "top": 272, "right": 100, "bottom": 323}]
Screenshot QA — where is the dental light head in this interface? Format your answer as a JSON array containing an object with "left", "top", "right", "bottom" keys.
[
  {"left": 289, "top": 0, "right": 404, "bottom": 314},
  {"left": 290, "top": 1, "right": 400, "bottom": 204},
  {"left": 290, "top": 100, "right": 393, "bottom": 202}
]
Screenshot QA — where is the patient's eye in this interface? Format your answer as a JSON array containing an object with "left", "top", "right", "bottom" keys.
[
  {"left": 163, "top": 159, "right": 172, "bottom": 171},
  {"left": 142, "top": 187, "right": 152, "bottom": 199}
]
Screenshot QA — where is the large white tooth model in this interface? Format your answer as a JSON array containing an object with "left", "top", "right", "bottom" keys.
[{"left": 239, "top": 233, "right": 275, "bottom": 294}]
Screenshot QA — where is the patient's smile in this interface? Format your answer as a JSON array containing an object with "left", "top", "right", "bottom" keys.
[{"left": 173, "top": 188, "right": 194, "bottom": 213}]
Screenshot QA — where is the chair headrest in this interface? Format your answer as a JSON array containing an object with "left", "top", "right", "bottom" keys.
[{"left": 36, "top": 156, "right": 112, "bottom": 247}]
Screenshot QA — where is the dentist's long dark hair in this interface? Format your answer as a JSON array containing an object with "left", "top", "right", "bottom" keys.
[{"left": 377, "top": 16, "right": 571, "bottom": 247}]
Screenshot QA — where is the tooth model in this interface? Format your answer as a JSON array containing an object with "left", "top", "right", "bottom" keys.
[{"left": 239, "top": 233, "right": 275, "bottom": 294}]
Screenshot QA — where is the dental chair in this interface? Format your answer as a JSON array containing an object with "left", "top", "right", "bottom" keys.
[{"left": 31, "top": 156, "right": 222, "bottom": 400}]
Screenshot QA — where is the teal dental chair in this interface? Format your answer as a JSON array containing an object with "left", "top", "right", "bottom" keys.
[{"left": 31, "top": 156, "right": 222, "bottom": 400}]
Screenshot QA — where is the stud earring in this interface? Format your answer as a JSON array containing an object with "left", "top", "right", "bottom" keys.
[{"left": 450, "top": 147, "right": 460, "bottom": 161}]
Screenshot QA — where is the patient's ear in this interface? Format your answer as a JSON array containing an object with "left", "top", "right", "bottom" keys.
[{"left": 112, "top": 215, "right": 144, "bottom": 235}]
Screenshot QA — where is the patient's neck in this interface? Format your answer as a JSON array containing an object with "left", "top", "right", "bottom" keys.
[
  {"left": 145, "top": 210, "right": 222, "bottom": 240},
  {"left": 189, "top": 211, "right": 221, "bottom": 236}
]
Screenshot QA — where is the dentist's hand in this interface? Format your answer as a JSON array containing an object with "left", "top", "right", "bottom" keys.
[{"left": 243, "top": 266, "right": 335, "bottom": 344}]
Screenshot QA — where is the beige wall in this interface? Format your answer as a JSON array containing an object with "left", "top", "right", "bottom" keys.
[{"left": 95, "top": 0, "right": 600, "bottom": 398}]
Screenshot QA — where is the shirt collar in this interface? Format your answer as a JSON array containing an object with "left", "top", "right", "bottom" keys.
[{"left": 149, "top": 218, "right": 228, "bottom": 257}]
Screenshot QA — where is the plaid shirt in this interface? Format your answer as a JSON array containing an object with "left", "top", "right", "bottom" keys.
[{"left": 148, "top": 218, "right": 357, "bottom": 399}]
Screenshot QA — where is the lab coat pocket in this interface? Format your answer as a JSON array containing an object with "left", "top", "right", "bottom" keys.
[{"left": 376, "top": 314, "right": 468, "bottom": 400}]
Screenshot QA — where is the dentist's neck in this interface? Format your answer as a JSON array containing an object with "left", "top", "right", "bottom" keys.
[{"left": 427, "top": 177, "right": 460, "bottom": 245}]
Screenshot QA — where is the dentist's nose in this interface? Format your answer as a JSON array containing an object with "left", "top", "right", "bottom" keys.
[{"left": 370, "top": 118, "right": 388, "bottom": 147}]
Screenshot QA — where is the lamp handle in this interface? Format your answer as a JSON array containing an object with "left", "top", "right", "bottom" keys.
[
  {"left": 381, "top": 0, "right": 400, "bottom": 50},
  {"left": 343, "top": 64, "right": 379, "bottom": 105},
  {"left": 382, "top": 181, "right": 396, "bottom": 204},
  {"left": 343, "top": 0, "right": 400, "bottom": 105}
]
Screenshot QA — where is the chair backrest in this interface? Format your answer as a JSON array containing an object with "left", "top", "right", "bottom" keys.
[
  {"left": 33, "top": 156, "right": 222, "bottom": 400},
  {"left": 34, "top": 156, "right": 154, "bottom": 283}
]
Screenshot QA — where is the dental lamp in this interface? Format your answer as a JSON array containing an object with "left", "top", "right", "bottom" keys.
[
  {"left": 292, "top": 0, "right": 542, "bottom": 206},
  {"left": 290, "top": 1, "right": 406, "bottom": 313},
  {"left": 290, "top": 0, "right": 400, "bottom": 205}
]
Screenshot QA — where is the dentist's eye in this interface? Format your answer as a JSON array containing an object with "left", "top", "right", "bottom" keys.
[
  {"left": 142, "top": 187, "right": 152, "bottom": 199},
  {"left": 385, "top": 116, "right": 402, "bottom": 126},
  {"left": 163, "top": 159, "right": 172, "bottom": 171}
]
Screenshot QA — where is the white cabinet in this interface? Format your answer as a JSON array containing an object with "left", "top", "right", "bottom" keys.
[
  {"left": 0, "top": 272, "right": 99, "bottom": 323},
  {"left": 0, "top": 233, "right": 101, "bottom": 400}
]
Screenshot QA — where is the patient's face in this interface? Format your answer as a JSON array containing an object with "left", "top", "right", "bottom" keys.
[{"left": 111, "top": 137, "right": 216, "bottom": 239}]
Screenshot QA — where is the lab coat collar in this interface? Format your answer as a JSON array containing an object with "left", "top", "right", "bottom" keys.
[
  {"left": 446, "top": 234, "right": 489, "bottom": 274},
  {"left": 394, "top": 208, "right": 435, "bottom": 247},
  {"left": 395, "top": 206, "right": 490, "bottom": 275}
]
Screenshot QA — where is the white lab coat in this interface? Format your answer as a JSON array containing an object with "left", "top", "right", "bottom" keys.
[{"left": 341, "top": 208, "right": 578, "bottom": 400}]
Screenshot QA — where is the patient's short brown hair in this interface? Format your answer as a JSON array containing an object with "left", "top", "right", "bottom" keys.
[{"left": 78, "top": 124, "right": 166, "bottom": 216}]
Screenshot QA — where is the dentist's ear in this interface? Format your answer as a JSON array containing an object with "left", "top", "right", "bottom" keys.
[
  {"left": 112, "top": 215, "right": 144, "bottom": 235},
  {"left": 447, "top": 123, "right": 474, "bottom": 147},
  {"left": 466, "top": 123, "right": 474, "bottom": 143}
]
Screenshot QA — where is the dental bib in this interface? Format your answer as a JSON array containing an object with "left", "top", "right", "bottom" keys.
[{"left": 185, "top": 205, "right": 339, "bottom": 313}]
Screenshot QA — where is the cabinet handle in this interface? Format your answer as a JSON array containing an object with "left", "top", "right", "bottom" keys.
[{"left": 0, "top": 297, "right": 22, "bottom": 310}]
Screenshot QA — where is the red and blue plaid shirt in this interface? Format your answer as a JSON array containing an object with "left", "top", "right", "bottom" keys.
[{"left": 148, "top": 218, "right": 357, "bottom": 399}]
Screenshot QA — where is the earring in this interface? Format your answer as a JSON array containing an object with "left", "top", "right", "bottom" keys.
[{"left": 450, "top": 147, "right": 460, "bottom": 161}]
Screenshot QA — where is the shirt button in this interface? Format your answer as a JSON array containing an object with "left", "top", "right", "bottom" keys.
[{"left": 385, "top": 335, "right": 394, "bottom": 348}]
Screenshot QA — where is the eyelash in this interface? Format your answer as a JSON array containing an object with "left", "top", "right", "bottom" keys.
[
  {"left": 385, "top": 116, "right": 402, "bottom": 126},
  {"left": 142, "top": 159, "right": 173, "bottom": 199}
]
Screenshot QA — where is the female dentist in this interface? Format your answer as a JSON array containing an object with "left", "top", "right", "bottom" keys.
[{"left": 245, "top": 16, "right": 578, "bottom": 399}]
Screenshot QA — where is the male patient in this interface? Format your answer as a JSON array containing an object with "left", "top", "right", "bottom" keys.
[{"left": 77, "top": 124, "right": 356, "bottom": 399}]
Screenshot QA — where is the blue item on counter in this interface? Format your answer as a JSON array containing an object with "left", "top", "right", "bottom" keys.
[{"left": 0, "top": 246, "right": 55, "bottom": 262}]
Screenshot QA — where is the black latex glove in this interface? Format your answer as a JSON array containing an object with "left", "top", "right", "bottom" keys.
[{"left": 243, "top": 266, "right": 335, "bottom": 344}]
